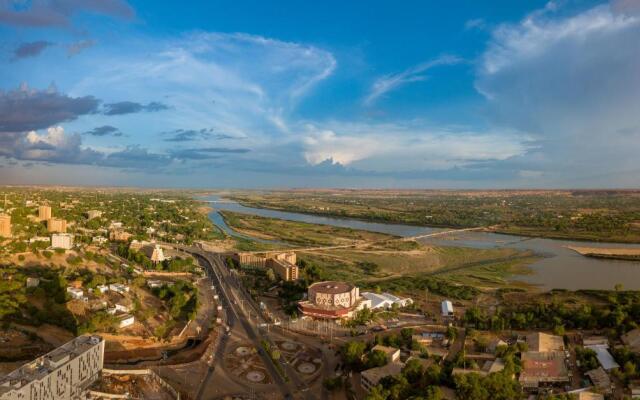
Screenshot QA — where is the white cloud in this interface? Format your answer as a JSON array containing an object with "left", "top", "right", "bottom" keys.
[
  {"left": 475, "top": 2, "right": 640, "bottom": 184},
  {"left": 302, "top": 122, "right": 530, "bottom": 172},
  {"left": 364, "top": 55, "right": 461, "bottom": 105}
]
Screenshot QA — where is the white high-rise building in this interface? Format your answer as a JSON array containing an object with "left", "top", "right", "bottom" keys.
[
  {"left": 52, "top": 233, "right": 74, "bottom": 250},
  {"left": 0, "top": 335, "right": 104, "bottom": 400}
]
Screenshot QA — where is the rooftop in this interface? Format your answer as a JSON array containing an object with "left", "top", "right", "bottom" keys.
[
  {"left": 519, "top": 351, "right": 569, "bottom": 386},
  {"left": 0, "top": 335, "right": 102, "bottom": 394},
  {"left": 526, "top": 332, "right": 565, "bottom": 352},
  {"left": 309, "top": 281, "right": 354, "bottom": 294},
  {"left": 361, "top": 362, "right": 404, "bottom": 385}
]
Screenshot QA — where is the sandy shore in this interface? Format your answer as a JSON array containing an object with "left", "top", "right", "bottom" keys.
[{"left": 567, "top": 245, "right": 640, "bottom": 256}]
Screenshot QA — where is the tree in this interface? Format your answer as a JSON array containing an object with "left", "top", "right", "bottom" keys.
[
  {"left": 365, "top": 385, "right": 389, "bottom": 400},
  {"left": 343, "top": 341, "right": 366, "bottom": 369},
  {"left": 266, "top": 268, "right": 277, "bottom": 282},
  {"left": 367, "top": 350, "right": 389, "bottom": 369}
]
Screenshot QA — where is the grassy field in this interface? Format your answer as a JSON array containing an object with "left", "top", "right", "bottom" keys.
[
  {"left": 227, "top": 189, "right": 640, "bottom": 243},
  {"left": 220, "top": 210, "right": 396, "bottom": 247}
]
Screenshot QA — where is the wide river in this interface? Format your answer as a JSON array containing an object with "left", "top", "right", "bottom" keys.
[{"left": 201, "top": 195, "right": 640, "bottom": 291}]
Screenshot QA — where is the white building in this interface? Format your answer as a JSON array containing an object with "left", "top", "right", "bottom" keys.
[
  {"left": 0, "top": 336, "right": 104, "bottom": 400},
  {"left": 28, "top": 236, "right": 50, "bottom": 244},
  {"left": 96, "top": 285, "right": 109, "bottom": 294},
  {"left": 118, "top": 314, "right": 135, "bottom": 328},
  {"left": 67, "top": 287, "right": 84, "bottom": 300},
  {"left": 26, "top": 278, "right": 39, "bottom": 288},
  {"left": 147, "top": 279, "right": 168, "bottom": 289},
  {"left": 108, "top": 283, "right": 129, "bottom": 294},
  {"left": 51, "top": 233, "right": 74, "bottom": 250},
  {"left": 361, "top": 292, "right": 413, "bottom": 309},
  {"left": 441, "top": 300, "right": 454, "bottom": 317},
  {"left": 92, "top": 236, "right": 107, "bottom": 244}
]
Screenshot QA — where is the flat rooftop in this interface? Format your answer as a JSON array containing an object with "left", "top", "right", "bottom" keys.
[{"left": 0, "top": 335, "right": 102, "bottom": 394}]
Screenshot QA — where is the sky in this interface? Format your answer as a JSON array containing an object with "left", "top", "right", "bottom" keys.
[{"left": 1, "top": 0, "right": 640, "bottom": 188}]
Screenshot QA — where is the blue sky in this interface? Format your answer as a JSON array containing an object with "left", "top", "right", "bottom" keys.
[{"left": 1, "top": 0, "right": 639, "bottom": 188}]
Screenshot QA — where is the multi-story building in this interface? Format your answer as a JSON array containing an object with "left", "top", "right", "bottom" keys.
[
  {"left": 38, "top": 205, "right": 52, "bottom": 221},
  {"left": 0, "top": 214, "right": 10, "bottom": 238},
  {"left": 52, "top": 233, "right": 74, "bottom": 250},
  {"left": 266, "top": 258, "right": 299, "bottom": 281},
  {"left": 0, "top": 335, "right": 104, "bottom": 400},
  {"left": 47, "top": 218, "right": 67, "bottom": 233},
  {"left": 86, "top": 210, "right": 102, "bottom": 220}
]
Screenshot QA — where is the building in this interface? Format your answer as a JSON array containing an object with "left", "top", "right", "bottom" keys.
[
  {"left": 141, "top": 244, "right": 166, "bottom": 264},
  {"left": 585, "top": 367, "right": 612, "bottom": 394},
  {"left": 519, "top": 351, "right": 569, "bottom": 390},
  {"left": 92, "top": 236, "right": 107, "bottom": 244},
  {"left": 38, "top": 205, "right": 52, "bottom": 221},
  {"left": 147, "top": 280, "right": 169, "bottom": 289},
  {"left": 29, "top": 236, "right": 50, "bottom": 244},
  {"left": 622, "top": 328, "right": 640, "bottom": 353},
  {"left": 361, "top": 292, "right": 413, "bottom": 309},
  {"left": 361, "top": 362, "right": 404, "bottom": 392},
  {"left": 47, "top": 218, "right": 67, "bottom": 233},
  {"left": 52, "top": 233, "right": 74, "bottom": 250},
  {"left": 26, "top": 278, "right": 39, "bottom": 288},
  {"left": 67, "top": 287, "right": 84, "bottom": 300},
  {"left": 86, "top": 210, "right": 102, "bottom": 220},
  {"left": 0, "top": 214, "right": 11, "bottom": 238},
  {"left": 96, "top": 285, "right": 109, "bottom": 294},
  {"left": 567, "top": 390, "right": 605, "bottom": 400},
  {"left": 118, "top": 314, "right": 135, "bottom": 328},
  {"left": 0, "top": 335, "right": 104, "bottom": 400},
  {"left": 109, "top": 283, "right": 129, "bottom": 294},
  {"left": 267, "top": 251, "right": 297, "bottom": 265},
  {"left": 585, "top": 344, "right": 620, "bottom": 371},
  {"left": 298, "top": 281, "right": 365, "bottom": 319},
  {"left": 412, "top": 331, "right": 446, "bottom": 347},
  {"left": 527, "top": 332, "right": 565, "bottom": 352},
  {"left": 441, "top": 300, "right": 454, "bottom": 317},
  {"left": 371, "top": 345, "right": 401, "bottom": 363},
  {"left": 266, "top": 258, "right": 299, "bottom": 281},
  {"left": 109, "top": 229, "right": 132, "bottom": 242}
]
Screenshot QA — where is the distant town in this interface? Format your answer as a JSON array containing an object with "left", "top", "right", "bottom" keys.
[{"left": 0, "top": 188, "right": 640, "bottom": 399}]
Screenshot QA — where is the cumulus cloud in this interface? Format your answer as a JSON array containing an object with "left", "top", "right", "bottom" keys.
[
  {"left": 0, "top": 83, "right": 99, "bottom": 132},
  {"left": 364, "top": 55, "right": 461, "bottom": 105},
  {"left": 83, "top": 125, "right": 122, "bottom": 136},
  {"left": 1, "top": 126, "right": 171, "bottom": 170},
  {"left": 302, "top": 122, "right": 530, "bottom": 172},
  {"left": 0, "top": 0, "right": 134, "bottom": 28},
  {"left": 475, "top": 2, "right": 640, "bottom": 183},
  {"left": 103, "top": 101, "right": 169, "bottom": 115},
  {"left": 12, "top": 40, "right": 53, "bottom": 60}
]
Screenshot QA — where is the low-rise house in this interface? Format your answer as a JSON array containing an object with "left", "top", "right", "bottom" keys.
[
  {"left": 28, "top": 236, "right": 50, "bottom": 244},
  {"left": 118, "top": 314, "right": 135, "bottom": 328},
  {"left": 487, "top": 338, "right": 508, "bottom": 354},
  {"left": 147, "top": 279, "right": 169, "bottom": 289},
  {"left": 109, "top": 283, "right": 129, "bottom": 294},
  {"left": 361, "top": 362, "right": 404, "bottom": 392},
  {"left": 96, "top": 285, "right": 109, "bottom": 294},
  {"left": 585, "top": 367, "right": 612, "bottom": 394},
  {"left": 585, "top": 344, "right": 620, "bottom": 371},
  {"left": 26, "top": 277, "right": 40, "bottom": 288},
  {"left": 519, "top": 351, "right": 569, "bottom": 390},
  {"left": 66, "top": 287, "right": 84, "bottom": 300},
  {"left": 622, "top": 328, "right": 640, "bottom": 353},
  {"left": 441, "top": 300, "right": 454, "bottom": 317},
  {"left": 527, "top": 332, "right": 565, "bottom": 352},
  {"left": 371, "top": 345, "right": 401, "bottom": 363},
  {"left": 92, "top": 236, "right": 107, "bottom": 244},
  {"left": 412, "top": 331, "right": 446, "bottom": 347}
]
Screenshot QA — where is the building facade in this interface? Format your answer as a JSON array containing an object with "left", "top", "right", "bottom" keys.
[
  {"left": 47, "top": 218, "right": 67, "bottom": 233},
  {"left": 38, "top": 205, "right": 52, "bottom": 221},
  {"left": 52, "top": 233, "right": 74, "bottom": 250},
  {"left": 298, "top": 281, "right": 365, "bottom": 319},
  {"left": 0, "top": 335, "right": 104, "bottom": 400},
  {"left": 0, "top": 214, "right": 10, "bottom": 238},
  {"left": 266, "top": 258, "right": 299, "bottom": 281}
]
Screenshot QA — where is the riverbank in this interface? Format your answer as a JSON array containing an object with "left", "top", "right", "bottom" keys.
[{"left": 567, "top": 245, "right": 640, "bottom": 261}]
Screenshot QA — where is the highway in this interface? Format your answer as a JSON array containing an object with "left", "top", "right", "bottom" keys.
[{"left": 174, "top": 245, "right": 299, "bottom": 399}]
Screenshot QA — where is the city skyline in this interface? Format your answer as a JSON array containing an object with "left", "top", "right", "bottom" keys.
[{"left": 1, "top": 0, "right": 640, "bottom": 188}]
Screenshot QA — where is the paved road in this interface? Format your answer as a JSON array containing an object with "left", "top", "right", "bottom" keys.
[{"left": 174, "top": 245, "right": 296, "bottom": 399}]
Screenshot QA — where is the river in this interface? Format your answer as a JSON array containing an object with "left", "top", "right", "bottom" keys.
[{"left": 201, "top": 196, "right": 640, "bottom": 291}]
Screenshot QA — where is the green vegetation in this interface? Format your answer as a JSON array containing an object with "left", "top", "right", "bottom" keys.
[
  {"left": 221, "top": 210, "right": 395, "bottom": 246},
  {"left": 229, "top": 189, "right": 640, "bottom": 243}
]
